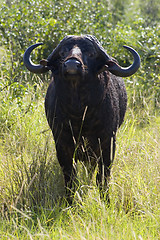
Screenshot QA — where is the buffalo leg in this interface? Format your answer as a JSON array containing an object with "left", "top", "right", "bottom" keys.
[
  {"left": 96, "top": 135, "right": 116, "bottom": 203},
  {"left": 81, "top": 141, "right": 98, "bottom": 182},
  {"left": 55, "top": 134, "right": 76, "bottom": 204}
]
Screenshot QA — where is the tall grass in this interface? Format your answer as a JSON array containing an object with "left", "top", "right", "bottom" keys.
[{"left": 0, "top": 74, "right": 160, "bottom": 239}]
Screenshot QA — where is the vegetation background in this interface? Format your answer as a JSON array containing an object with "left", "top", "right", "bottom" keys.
[{"left": 0, "top": 0, "right": 160, "bottom": 239}]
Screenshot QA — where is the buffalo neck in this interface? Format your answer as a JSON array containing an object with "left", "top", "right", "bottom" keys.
[{"left": 55, "top": 74, "right": 105, "bottom": 117}]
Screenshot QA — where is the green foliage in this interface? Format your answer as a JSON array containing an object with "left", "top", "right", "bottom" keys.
[
  {"left": 0, "top": 0, "right": 111, "bottom": 61},
  {"left": 0, "top": 0, "right": 159, "bottom": 109}
]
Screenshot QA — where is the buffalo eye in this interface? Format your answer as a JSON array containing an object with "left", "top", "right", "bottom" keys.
[
  {"left": 87, "top": 52, "right": 95, "bottom": 58},
  {"left": 59, "top": 48, "right": 69, "bottom": 58},
  {"left": 85, "top": 50, "right": 97, "bottom": 58}
]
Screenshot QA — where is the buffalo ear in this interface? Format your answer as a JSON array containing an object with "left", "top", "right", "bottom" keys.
[
  {"left": 40, "top": 59, "right": 48, "bottom": 66},
  {"left": 96, "top": 54, "right": 111, "bottom": 74},
  {"left": 97, "top": 65, "right": 108, "bottom": 75},
  {"left": 97, "top": 59, "right": 120, "bottom": 75}
]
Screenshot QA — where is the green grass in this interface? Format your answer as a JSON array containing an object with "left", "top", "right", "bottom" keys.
[{"left": 0, "top": 79, "right": 160, "bottom": 239}]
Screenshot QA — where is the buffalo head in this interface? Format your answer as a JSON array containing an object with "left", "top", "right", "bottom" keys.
[{"left": 23, "top": 35, "right": 140, "bottom": 78}]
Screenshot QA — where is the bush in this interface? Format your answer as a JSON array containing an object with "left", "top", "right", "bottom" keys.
[{"left": 0, "top": 0, "right": 159, "bottom": 109}]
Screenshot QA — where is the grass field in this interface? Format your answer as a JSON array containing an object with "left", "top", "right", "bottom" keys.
[{"left": 0, "top": 77, "right": 160, "bottom": 239}]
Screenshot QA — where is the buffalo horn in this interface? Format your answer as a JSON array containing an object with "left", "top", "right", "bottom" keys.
[
  {"left": 105, "top": 46, "right": 140, "bottom": 77},
  {"left": 23, "top": 43, "right": 49, "bottom": 74}
]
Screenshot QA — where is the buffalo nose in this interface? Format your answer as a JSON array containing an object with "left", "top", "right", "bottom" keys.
[{"left": 63, "top": 59, "right": 81, "bottom": 74}]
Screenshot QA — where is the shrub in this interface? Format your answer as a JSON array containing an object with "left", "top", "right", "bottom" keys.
[{"left": 0, "top": 0, "right": 159, "bottom": 109}]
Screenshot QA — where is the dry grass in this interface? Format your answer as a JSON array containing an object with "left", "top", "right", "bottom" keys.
[{"left": 0, "top": 81, "right": 160, "bottom": 239}]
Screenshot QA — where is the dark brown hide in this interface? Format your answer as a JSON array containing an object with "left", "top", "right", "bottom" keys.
[
  {"left": 45, "top": 36, "right": 127, "bottom": 203},
  {"left": 24, "top": 35, "right": 140, "bottom": 203}
]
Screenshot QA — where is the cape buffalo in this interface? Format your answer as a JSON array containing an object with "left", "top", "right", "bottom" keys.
[{"left": 23, "top": 35, "right": 140, "bottom": 203}]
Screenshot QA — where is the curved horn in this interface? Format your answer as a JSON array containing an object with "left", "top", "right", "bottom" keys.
[
  {"left": 106, "top": 46, "right": 140, "bottom": 77},
  {"left": 23, "top": 43, "right": 49, "bottom": 74}
]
